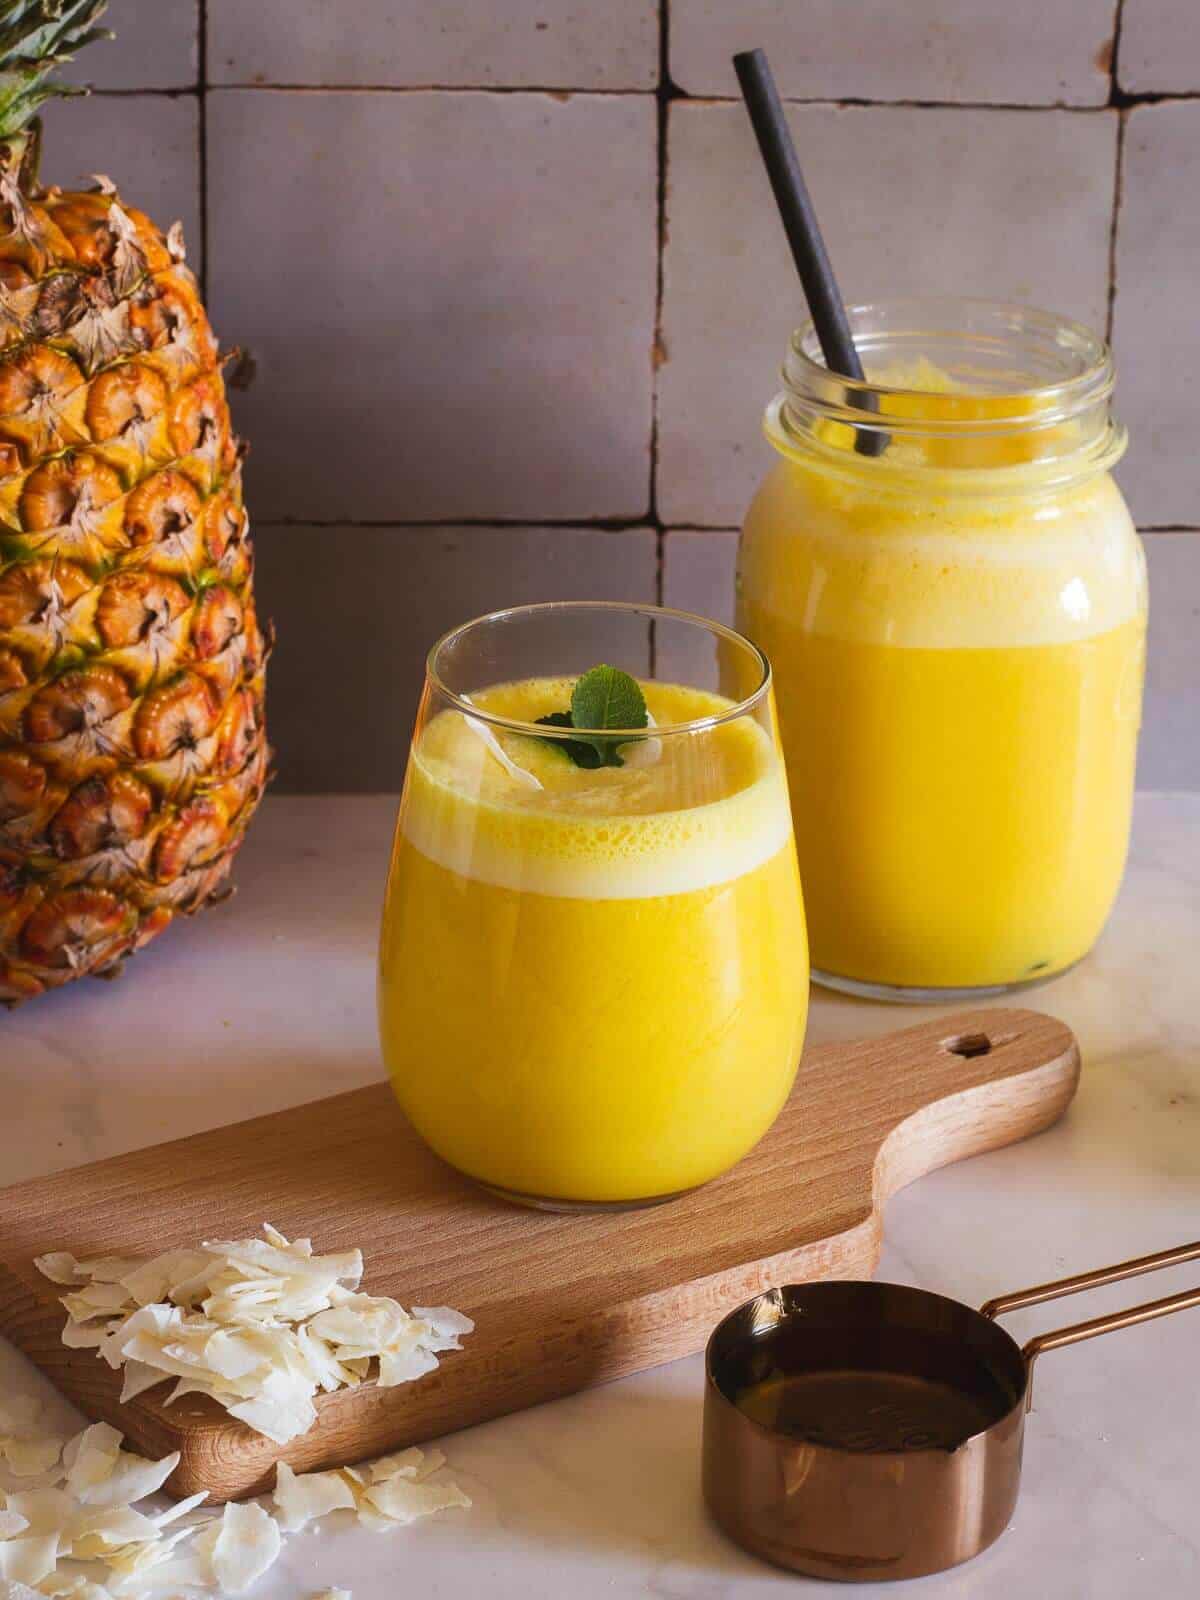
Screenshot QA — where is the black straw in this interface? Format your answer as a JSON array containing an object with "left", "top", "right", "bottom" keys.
[{"left": 733, "top": 48, "right": 885, "bottom": 457}]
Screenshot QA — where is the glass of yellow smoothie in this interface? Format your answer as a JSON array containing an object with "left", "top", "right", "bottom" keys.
[
  {"left": 379, "top": 602, "right": 808, "bottom": 1211},
  {"left": 738, "top": 298, "right": 1146, "bottom": 1001}
]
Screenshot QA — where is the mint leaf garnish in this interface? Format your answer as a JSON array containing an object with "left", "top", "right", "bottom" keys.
[
  {"left": 571, "top": 665, "right": 647, "bottom": 738},
  {"left": 535, "top": 664, "right": 648, "bottom": 769},
  {"left": 534, "top": 710, "right": 607, "bottom": 769}
]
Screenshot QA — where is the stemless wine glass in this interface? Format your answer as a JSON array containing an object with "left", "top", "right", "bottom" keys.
[{"left": 379, "top": 601, "right": 808, "bottom": 1211}]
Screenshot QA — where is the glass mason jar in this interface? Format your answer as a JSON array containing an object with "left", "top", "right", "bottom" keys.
[
  {"left": 737, "top": 299, "right": 1146, "bottom": 1001},
  {"left": 379, "top": 602, "right": 808, "bottom": 1210}
]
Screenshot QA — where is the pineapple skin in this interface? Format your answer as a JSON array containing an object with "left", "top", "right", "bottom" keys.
[{"left": 0, "top": 177, "right": 269, "bottom": 1003}]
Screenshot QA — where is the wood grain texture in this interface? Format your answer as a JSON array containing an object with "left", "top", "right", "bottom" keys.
[{"left": 0, "top": 1006, "right": 1079, "bottom": 1502}]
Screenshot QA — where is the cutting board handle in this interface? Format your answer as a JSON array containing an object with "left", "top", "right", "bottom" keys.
[{"left": 868, "top": 1008, "right": 1080, "bottom": 1207}]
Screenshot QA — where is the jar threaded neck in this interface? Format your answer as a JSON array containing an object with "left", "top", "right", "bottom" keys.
[{"left": 771, "top": 297, "right": 1126, "bottom": 488}]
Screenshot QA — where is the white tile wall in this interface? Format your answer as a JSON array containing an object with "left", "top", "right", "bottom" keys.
[
  {"left": 32, "top": 0, "right": 1198, "bottom": 791},
  {"left": 669, "top": 0, "right": 1118, "bottom": 105},
  {"left": 1118, "top": 0, "right": 1200, "bottom": 94},
  {"left": 207, "top": 89, "right": 657, "bottom": 524},
  {"left": 659, "top": 529, "right": 737, "bottom": 686},
  {"left": 1112, "top": 102, "right": 1200, "bottom": 528},
  {"left": 208, "top": 0, "right": 659, "bottom": 90},
  {"left": 66, "top": 0, "right": 198, "bottom": 90}
]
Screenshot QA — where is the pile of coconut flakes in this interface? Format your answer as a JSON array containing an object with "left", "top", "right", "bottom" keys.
[
  {"left": 0, "top": 1223, "right": 476, "bottom": 1595},
  {"left": 34, "top": 1225, "right": 473, "bottom": 1446}
]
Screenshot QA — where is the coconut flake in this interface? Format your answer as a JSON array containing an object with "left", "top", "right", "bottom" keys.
[
  {"left": 1, "top": 1437, "right": 62, "bottom": 1478},
  {"left": 619, "top": 707, "right": 663, "bottom": 769},
  {"left": 151, "top": 1489, "right": 209, "bottom": 1530},
  {"left": 271, "top": 1449, "right": 469, "bottom": 1542},
  {"left": 306, "top": 1296, "right": 409, "bottom": 1351},
  {"left": 272, "top": 1462, "right": 355, "bottom": 1532},
  {"left": 378, "top": 1346, "right": 440, "bottom": 1387},
  {"left": 61, "top": 1322, "right": 109, "bottom": 1351},
  {"left": 61, "top": 1284, "right": 133, "bottom": 1324},
  {"left": 2, "top": 1490, "right": 74, "bottom": 1537},
  {"left": 202, "top": 1235, "right": 361, "bottom": 1290},
  {"left": 63, "top": 1424, "right": 122, "bottom": 1500},
  {"left": 0, "top": 1579, "right": 44, "bottom": 1600},
  {"left": 118, "top": 1363, "right": 167, "bottom": 1405},
  {"left": 372, "top": 1446, "right": 446, "bottom": 1484},
  {"left": 204, "top": 1501, "right": 281, "bottom": 1595},
  {"left": 0, "top": 1535, "right": 59, "bottom": 1584},
  {"left": 362, "top": 1476, "right": 472, "bottom": 1526},
  {"left": 367, "top": 1447, "right": 424, "bottom": 1482},
  {"left": 74, "top": 1257, "right": 140, "bottom": 1286},
  {"left": 31, "top": 1254, "right": 84, "bottom": 1287},
  {"left": 65, "top": 1504, "right": 160, "bottom": 1557},
  {"left": 78, "top": 1449, "right": 179, "bottom": 1510},
  {"left": 101, "top": 1517, "right": 205, "bottom": 1589},
  {"left": 459, "top": 699, "right": 544, "bottom": 790},
  {"left": 118, "top": 1252, "right": 207, "bottom": 1310},
  {"left": 412, "top": 1307, "right": 475, "bottom": 1342},
  {"left": 226, "top": 1392, "right": 316, "bottom": 1446}
]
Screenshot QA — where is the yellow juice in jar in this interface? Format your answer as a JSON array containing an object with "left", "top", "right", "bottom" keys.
[
  {"left": 379, "top": 679, "right": 808, "bottom": 1204},
  {"left": 738, "top": 370, "right": 1147, "bottom": 993}
]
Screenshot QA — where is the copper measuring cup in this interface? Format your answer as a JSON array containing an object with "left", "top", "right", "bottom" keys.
[{"left": 703, "top": 1240, "right": 1200, "bottom": 1582}]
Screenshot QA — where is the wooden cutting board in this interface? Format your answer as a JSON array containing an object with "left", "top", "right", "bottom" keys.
[{"left": 0, "top": 1006, "right": 1078, "bottom": 1502}]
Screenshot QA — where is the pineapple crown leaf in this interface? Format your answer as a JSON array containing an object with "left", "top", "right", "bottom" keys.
[{"left": 0, "top": 0, "right": 111, "bottom": 140}]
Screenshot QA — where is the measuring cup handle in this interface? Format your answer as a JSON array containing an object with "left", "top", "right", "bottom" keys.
[{"left": 980, "top": 1240, "right": 1200, "bottom": 1408}]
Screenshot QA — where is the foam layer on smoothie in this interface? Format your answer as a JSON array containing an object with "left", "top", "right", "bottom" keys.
[
  {"left": 401, "top": 679, "right": 792, "bottom": 899},
  {"left": 750, "top": 363, "right": 1146, "bottom": 650}
]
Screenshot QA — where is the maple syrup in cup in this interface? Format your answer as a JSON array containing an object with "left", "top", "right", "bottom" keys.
[
  {"left": 379, "top": 602, "right": 808, "bottom": 1210},
  {"left": 737, "top": 299, "right": 1146, "bottom": 1000}
]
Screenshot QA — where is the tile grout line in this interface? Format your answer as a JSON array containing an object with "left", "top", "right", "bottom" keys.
[
  {"left": 649, "top": 0, "right": 672, "bottom": 620},
  {"left": 1105, "top": 112, "right": 1128, "bottom": 346},
  {"left": 253, "top": 519, "right": 1200, "bottom": 535},
  {"left": 1110, "top": 0, "right": 1127, "bottom": 98},
  {"left": 256, "top": 517, "right": 663, "bottom": 532},
  {"left": 254, "top": 521, "right": 1200, "bottom": 540},
  {"left": 88, "top": 87, "right": 199, "bottom": 99},
  {"left": 122, "top": 85, "right": 1200, "bottom": 110},
  {"left": 1105, "top": 0, "right": 1128, "bottom": 343}
]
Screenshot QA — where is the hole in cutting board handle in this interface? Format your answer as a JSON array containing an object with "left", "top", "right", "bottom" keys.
[{"left": 944, "top": 1033, "right": 992, "bottom": 1059}]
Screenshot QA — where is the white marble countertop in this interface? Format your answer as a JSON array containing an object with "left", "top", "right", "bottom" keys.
[{"left": 3, "top": 792, "right": 1199, "bottom": 1598}]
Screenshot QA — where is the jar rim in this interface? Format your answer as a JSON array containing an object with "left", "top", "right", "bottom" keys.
[
  {"left": 787, "top": 297, "right": 1113, "bottom": 425},
  {"left": 772, "top": 296, "right": 1126, "bottom": 486}
]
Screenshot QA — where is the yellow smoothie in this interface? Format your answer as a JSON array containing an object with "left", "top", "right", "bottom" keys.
[
  {"left": 738, "top": 398, "right": 1147, "bottom": 992},
  {"left": 379, "top": 679, "right": 808, "bottom": 1204}
]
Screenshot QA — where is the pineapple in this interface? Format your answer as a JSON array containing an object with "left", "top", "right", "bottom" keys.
[{"left": 0, "top": 1, "right": 268, "bottom": 1003}]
